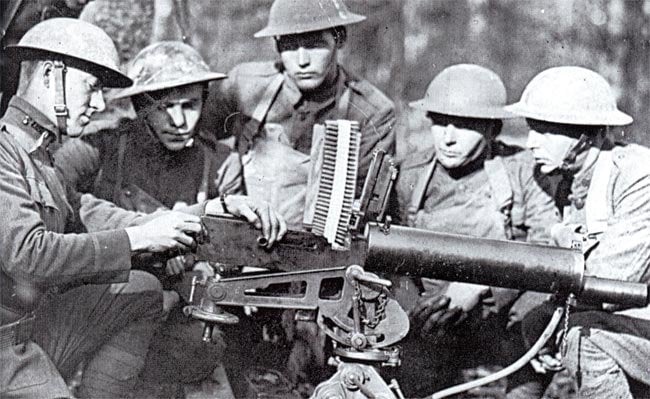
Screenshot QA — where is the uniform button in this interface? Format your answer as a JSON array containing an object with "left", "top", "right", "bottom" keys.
[{"left": 573, "top": 198, "right": 585, "bottom": 209}]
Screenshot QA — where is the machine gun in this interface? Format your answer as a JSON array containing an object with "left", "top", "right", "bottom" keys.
[
  {"left": 183, "top": 146, "right": 649, "bottom": 399},
  {"left": 186, "top": 218, "right": 649, "bottom": 398}
]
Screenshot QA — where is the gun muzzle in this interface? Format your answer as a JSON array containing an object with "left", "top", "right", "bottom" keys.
[{"left": 365, "top": 224, "right": 648, "bottom": 308}]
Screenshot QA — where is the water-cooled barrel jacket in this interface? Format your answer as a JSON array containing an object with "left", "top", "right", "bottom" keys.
[
  {"left": 0, "top": 96, "right": 145, "bottom": 288},
  {"left": 53, "top": 116, "right": 240, "bottom": 212},
  {"left": 396, "top": 147, "right": 560, "bottom": 244},
  {"left": 199, "top": 61, "right": 396, "bottom": 195}
]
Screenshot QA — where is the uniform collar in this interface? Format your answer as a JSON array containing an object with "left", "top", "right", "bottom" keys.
[
  {"left": 562, "top": 138, "right": 614, "bottom": 207},
  {"left": 3, "top": 96, "right": 58, "bottom": 153}
]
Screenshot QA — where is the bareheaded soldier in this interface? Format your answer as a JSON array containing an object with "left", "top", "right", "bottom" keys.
[
  {"left": 0, "top": 18, "right": 284, "bottom": 398},
  {"left": 395, "top": 64, "right": 559, "bottom": 397},
  {"left": 506, "top": 66, "right": 650, "bottom": 398},
  {"left": 200, "top": 0, "right": 396, "bottom": 228}
]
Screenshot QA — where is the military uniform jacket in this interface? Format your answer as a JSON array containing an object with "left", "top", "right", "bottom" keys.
[
  {"left": 557, "top": 141, "right": 650, "bottom": 385},
  {"left": 54, "top": 116, "right": 240, "bottom": 213},
  {"left": 395, "top": 147, "right": 560, "bottom": 315},
  {"left": 396, "top": 147, "right": 559, "bottom": 244},
  {"left": 200, "top": 61, "right": 396, "bottom": 194},
  {"left": 0, "top": 97, "right": 142, "bottom": 298},
  {"left": 562, "top": 141, "right": 650, "bottom": 286}
]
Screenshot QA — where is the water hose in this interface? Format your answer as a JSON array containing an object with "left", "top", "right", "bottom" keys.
[{"left": 429, "top": 306, "right": 564, "bottom": 399}]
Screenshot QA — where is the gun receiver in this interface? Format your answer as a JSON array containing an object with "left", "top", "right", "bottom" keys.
[{"left": 198, "top": 214, "right": 367, "bottom": 273}]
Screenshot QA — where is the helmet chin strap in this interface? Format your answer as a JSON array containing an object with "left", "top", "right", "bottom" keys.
[
  {"left": 559, "top": 133, "right": 591, "bottom": 172},
  {"left": 52, "top": 60, "right": 68, "bottom": 139}
]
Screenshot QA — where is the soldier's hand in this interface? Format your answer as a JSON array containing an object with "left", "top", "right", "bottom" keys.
[
  {"left": 408, "top": 293, "right": 466, "bottom": 338},
  {"left": 550, "top": 223, "right": 585, "bottom": 249},
  {"left": 125, "top": 212, "right": 202, "bottom": 253},
  {"left": 206, "top": 195, "right": 287, "bottom": 248},
  {"left": 165, "top": 255, "right": 186, "bottom": 276},
  {"left": 445, "top": 282, "right": 490, "bottom": 313}
]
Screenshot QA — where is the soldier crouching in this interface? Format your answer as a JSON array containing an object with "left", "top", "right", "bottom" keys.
[{"left": 1, "top": 18, "right": 286, "bottom": 398}]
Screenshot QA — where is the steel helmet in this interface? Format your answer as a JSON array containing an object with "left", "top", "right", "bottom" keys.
[
  {"left": 5, "top": 18, "right": 131, "bottom": 88},
  {"left": 254, "top": 0, "right": 366, "bottom": 38},
  {"left": 410, "top": 64, "right": 513, "bottom": 119},
  {"left": 505, "top": 66, "right": 632, "bottom": 126},
  {"left": 113, "top": 41, "right": 226, "bottom": 99}
]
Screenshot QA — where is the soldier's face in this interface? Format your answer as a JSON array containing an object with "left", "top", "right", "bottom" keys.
[
  {"left": 63, "top": 66, "right": 106, "bottom": 137},
  {"left": 429, "top": 113, "right": 491, "bottom": 169},
  {"left": 526, "top": 119, "right": 581, "bottom": 174},
  {"left": 277, "top": 30, "right": 338, "bottom": 92},
  {"left": 145, "top": 84, "right": 204, "bottom": 151}
]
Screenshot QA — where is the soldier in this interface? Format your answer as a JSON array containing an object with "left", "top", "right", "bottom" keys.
[
  {"left": 52, "top": 40, "right": 246, "bottom": 391},
  {"left": 1, "top": 0, "right": 93, "bottom": 113},
  {"left": 200, "top": 0, "right": 396, "bottom": 228},
  {"left": 55, "top": 40, "right": 239, "bottom": 259},
  {"left": 505, "top": 67, "right": 650, "bottom": 398},
  {"left": 0, "top": 18, "right": 284, "bottom": 398},
  {"left": 395, "top": 64, "right": 560, "bottom": 397},
  {"left": 199, "top": 0, "right": 396, "bottom": 389}
]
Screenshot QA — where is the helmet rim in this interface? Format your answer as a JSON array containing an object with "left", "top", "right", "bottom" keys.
[
  {"left": 112, "top": 72, "right": 226, "bottom": 99},
  {"left": 5, "top": 45, "right": 132, "bottom": 88},
  {"left": 504, "top": 101, "right": 633, "bottom": 126},
  {"left": 254, "top": 14, "right": 366, "bottom": 38},
  {"left": 505, "top": 66, "right": 633, "bottom": 126},
  {"left": 410, "top": 63, "right": 514, "bottom": 120},
  {"left": 254, "top": 0, "right": 366, "bottom": 38}
]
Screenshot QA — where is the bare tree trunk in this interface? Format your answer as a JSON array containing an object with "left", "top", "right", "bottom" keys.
[{"left": 620, "top": 0, "right": 650, "bottom": 145}]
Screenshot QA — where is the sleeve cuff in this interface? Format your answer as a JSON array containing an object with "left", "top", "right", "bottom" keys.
[{"left": 91, "top": 229, "right": 132, "bottom": 283}]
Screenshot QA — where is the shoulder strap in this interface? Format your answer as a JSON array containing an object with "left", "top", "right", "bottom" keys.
[
  {"left": 197, "top": 145, "right": 212, "bottom": 203},
  {"left": 337, "top": 86, "right": 351, "bottom": 118},
  {"left": 247, "top": 74, "right": 284, "bottom": 139},
  {"left": 238, "top": 74, "right": 284, "bottom": 155},
  {"left": 484, "top": 157, "right": 514, "bottom": 238},
  {"left": 585, "top": 150, "right": 612, "bottom": 235},
  {"left": 406, "top": 156, "right": 437, "bottom": 226},
  {"left": 2, "top": 122, "right": 72, "bottom": 214},
  {"left": 113, "top": 132, "right": 128, "bottom": 203},
  {"left": 484, "top": 157, "right": 514, "bottom": 213}
]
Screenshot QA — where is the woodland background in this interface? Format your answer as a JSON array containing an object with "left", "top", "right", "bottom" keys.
[
  {"left": 80, "top": 0, "right": 650, "bottom": 155},
  {"left": 3, "top": 1, "right": 648, "bottom": 397}
]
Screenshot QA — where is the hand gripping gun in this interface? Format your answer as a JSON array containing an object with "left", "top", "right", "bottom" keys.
[{"left": 183, "top": 150, "right": 649, "bottom": 399}]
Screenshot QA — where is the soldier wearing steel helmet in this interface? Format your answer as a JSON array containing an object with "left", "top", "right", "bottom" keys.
[
  {"left": 199, "top": 0, "right": 396, "bottom": 229},
  {"left": 52, "top": 41, "right": 276, "bottom": 392},
  {"left": 394, "top": 64, "right": 560, "bottom": 398},
  {"left": 198, "top": 0, "right": 395, "bottom": 389},
  {"left": 0, "top": 19, "right": 285, "bottom": 398},
  {"left": 55, "top": 41, "right": 242, "bottom": 220},
  {"left": 506, "top": 66, "right": 650, "bottom": 398},
  {"left": 50, "top": 40, "right": 228, "bottom": 389}
]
